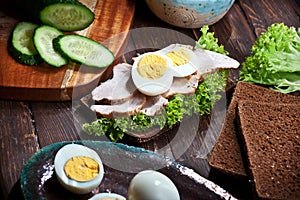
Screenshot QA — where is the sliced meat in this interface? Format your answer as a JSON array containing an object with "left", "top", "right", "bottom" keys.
[
  {"left": 91, "top": 92, "right": 146, "bottom": 118},
  {"left": 140, "top": 95, "right": 168, "bottom": 116},
  {"left": 91, "top": 63, "right": 136, "bottom": 102},
  {"left": 156, "top": 43, "right": 193, "bottom": 54},
  {"left": 162, "top": 75, "right": 198, "bottom": 98},
  {"left": 90, "top": 45, "right": 240, "bottom": 119},
  {"left": 193, "top": 48, "right": 240, "bottom": 80}
]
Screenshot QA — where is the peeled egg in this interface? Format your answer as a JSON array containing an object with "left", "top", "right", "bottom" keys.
[
  {"left": 131, "top": 52, "right": 174, "bottom": 96},
  {"left": 128, "top": 170, "right": 180, "bottom": 200},
  {"left": 54, "top": 144, "right": 104, "bottom": 194},
  {"left": 88, "top": 192, "right": 126, "bottom": 200},
  {"left": 157, "top": 44, "right": 198, "bottom": 77}
]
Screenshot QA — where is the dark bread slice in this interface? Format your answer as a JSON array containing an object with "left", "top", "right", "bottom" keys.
[
  {"left": 208, "top": 81, "right": 300, "bottom": 178},
  {"left": 236, "top": 100, "right": 300, "bottom": 199}
]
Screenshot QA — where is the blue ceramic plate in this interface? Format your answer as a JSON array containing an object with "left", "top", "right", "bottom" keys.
[{"left": 21, "top": 141, "right": 235, "bottom": 200}]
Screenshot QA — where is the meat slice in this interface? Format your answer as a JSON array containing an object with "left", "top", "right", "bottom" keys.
[
  {"left": 193, "top": 48, "right": 240, "bottom": 80},
  {"left": 162, "top": 75, "right": 198, "bottom": 98},
  {"left": 91, "top": 63, "right": 136, "bottom": 102},
  {"left": 156, "top": 43, "right": 193, "bottom": 54},
  {"left": 140, "top": 95, "right": 168, "bottom": 116},
  {"left": 91, "top": 92, "right": 146, "bottom": 118}
]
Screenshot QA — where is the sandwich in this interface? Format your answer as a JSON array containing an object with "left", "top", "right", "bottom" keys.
[{"left": 82, "top": 26, "right": 240, "bottom": 142}]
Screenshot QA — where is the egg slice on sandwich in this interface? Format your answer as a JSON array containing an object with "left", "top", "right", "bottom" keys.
[
  {"left": 160, "top": 44, "right": 198, "bottom": 77},
  {"left": 131, "top": 52, "right": 174, "bottom": 96}
]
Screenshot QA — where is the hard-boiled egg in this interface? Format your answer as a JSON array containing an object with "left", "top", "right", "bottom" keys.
[
  {"left": 88, "top": 192, "right": 126, "bottom": 200},
  {"left": 54, "top": 143, "right": 104, "bottom": 194},
  {"left": 128, "top": 170, "right": 180, "bottom": 200},
  {"left": 131, "top": 52, "right": 174, "bottom": 96},
  {"left": 158, "top": 44, "right": 198, "bottom": 77}
]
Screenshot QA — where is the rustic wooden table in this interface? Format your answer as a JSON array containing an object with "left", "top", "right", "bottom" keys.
[{"left": 0, "top": 0, "right": 299, "bottom": 199}]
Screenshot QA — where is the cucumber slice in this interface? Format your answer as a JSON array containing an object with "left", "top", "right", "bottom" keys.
[
  {"left": 15, "top": 0, "right": 82, "bottom": 22},
  {"left": 53, "top": 35, "right": 115, "bottom": 68},
  {"left": 34, "top": 25, "right": 68, "bottom": 67},
  {"left": 40, "top": 3, "right": 95, "bottom": 31},
  {"left": 9, "top": 21, "right": 43, "bottom": 66}
]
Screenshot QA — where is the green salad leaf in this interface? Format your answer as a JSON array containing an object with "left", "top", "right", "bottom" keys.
[
  {"left": 195, "top": 25, "right": 229, "bottom": 55},
  {"left": 240, "top": 23, "right": 300, "bottom": 93},
  {"left": 82, "top": 25, "right": 229, "bottom": 142}
]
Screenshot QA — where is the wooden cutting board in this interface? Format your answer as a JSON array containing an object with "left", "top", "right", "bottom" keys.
[{"left": 0, "top": 0, "right": 135, "bottom": 101}]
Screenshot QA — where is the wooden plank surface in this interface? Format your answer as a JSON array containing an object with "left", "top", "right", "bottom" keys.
[
  {"left": 0, "top": 101, "right": 38, "bottom": 198},
  {"left": 0, "top": 0, "right": 299, "bottom": 200},
  {"left": 0, "top": 0, "right": 135, "bottom": 101}
]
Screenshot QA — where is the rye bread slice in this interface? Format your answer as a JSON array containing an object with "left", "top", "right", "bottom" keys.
[
  {"left": 208, "top": 81, "right": 300, "bottom": 178},
  {"left": 236, "top": 100, "right": 300, "bottom": 199}
]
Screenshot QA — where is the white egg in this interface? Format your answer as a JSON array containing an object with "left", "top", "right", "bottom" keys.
[
  {"left": 128, "top": 170, "right": 180, "bottom": 200},
  {"left": 158, "top": 44, "right": 198, "bottom": 77},
  {"left": 88, "top": 192, "right": 126, "bottom": 200},
  {"left": 131, "top": 52, "right": 174, "bottom": 96},
  {"left": 54, "top": 143, "right": 104, "bottom": 194}
]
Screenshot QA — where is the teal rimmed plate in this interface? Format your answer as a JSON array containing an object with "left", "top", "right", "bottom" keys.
[{"left": 21, "top": 141, "right": 236, "bottom": 200}]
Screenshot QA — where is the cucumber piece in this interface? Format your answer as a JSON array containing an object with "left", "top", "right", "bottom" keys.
[
  {"left": 33, "top": 25, "right": 68, "bottom": 67},
  {"left": 15, "top": 0, "right": 83, "bottom": 23},
  {"left": 53, "top": 35, "right": 115, "bottom": 68},
  {"left": 15, "top": 0, "right": 94, "bottom": 31},
  {"left": 9, "top": 22, "right": 43, "bottom": 66},
  {"left": 40, "top": 2, "right": 95, "bottom": 31}
]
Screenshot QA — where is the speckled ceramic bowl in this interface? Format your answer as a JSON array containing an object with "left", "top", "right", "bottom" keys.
[{"left": 145, "top": 0, "right": 235, "bottom": 28}]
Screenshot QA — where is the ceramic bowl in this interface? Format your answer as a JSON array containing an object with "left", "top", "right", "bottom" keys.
[{"left": 145, "top": 0, "right": 235, "bottom": 28}]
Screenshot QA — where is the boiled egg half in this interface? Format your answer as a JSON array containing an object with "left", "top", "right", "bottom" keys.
[
  {"left": 128, "top": 170, "right": 180, "bottom": 200},
  {"left": 54, "top": 143, "right": 104, "bottom": 194},
  {"left": 132, "top": 44, "right": 201, "bottom": 96},
  {"left": 131, "top": 52, "right": 174, "bottom": 96}
]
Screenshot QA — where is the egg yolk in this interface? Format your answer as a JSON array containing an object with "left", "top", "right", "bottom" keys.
[
  {"left": 166, "top": 48, "right": 190, "bottom": 66},
  {"left": 64, "top": 156, "right": 99, "bottom": 182},
  {"left": 137, "top": 54, "right": 168, "bottom": 79}
]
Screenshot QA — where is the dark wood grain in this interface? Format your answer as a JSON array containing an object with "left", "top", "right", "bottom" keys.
[
  {"left": 0, "top": 101, "right": 38, "bottom": 198},
  {"left": 239, "top": 0, "right": 300, "bottom": 36},
  {"left": 0, "top": 0, "right": 299, "bottom": 199},
  {"left": 31, "top": 102, "right": 80, "bottom": 147}
]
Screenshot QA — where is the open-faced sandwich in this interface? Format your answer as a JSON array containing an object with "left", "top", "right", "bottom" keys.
[{"left": 82, "top": 26, "right": 240, "bottom": 142}]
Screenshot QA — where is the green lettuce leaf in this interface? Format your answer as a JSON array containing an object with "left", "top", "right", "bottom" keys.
[{"left": 240, "top": 23, "right": 300, "bottom": 93}]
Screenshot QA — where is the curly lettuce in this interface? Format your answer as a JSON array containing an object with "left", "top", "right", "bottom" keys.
[
  {"left": 195, "top": 25, "right": 228, "bottom": 55},
  {"left": 240, "top": 23, "right": 300, "bottom": 93},
  {"left": 82, "top": 25, "right": 229, "bottom": 142}
]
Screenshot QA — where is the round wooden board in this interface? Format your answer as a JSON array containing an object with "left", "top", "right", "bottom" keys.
[{"left": 0, "top": 0, "right": 135, "bottom": 101}]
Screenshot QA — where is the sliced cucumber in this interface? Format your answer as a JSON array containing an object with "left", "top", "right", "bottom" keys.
[
  {"left": 9, "top": 21, "right": 43, "bottom": 66},
  {"left": 40, "top": 2, "right": 95, "bottom": 31},
  {"left": 53, "top": 35, "right": 115, "bottom": 68},
  {"left": 13, "top": 0, "right": 94, "bottom": 31},
  {"left": 33, "top": 25, "right": 68, "bottom": 67}
]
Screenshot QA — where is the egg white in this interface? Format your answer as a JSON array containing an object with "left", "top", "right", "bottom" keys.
[
  {"left": 88, "top": 192, "right": 126, "bottom": 200},
  {"left": 131, "top": 52, "right": 174, "bottom": 96},
  {"left": 54, "top": 144, "right": 104, "bottom": 194},
  {"left": 128, "top": 170, "right": 180, "bottom": 200}
]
